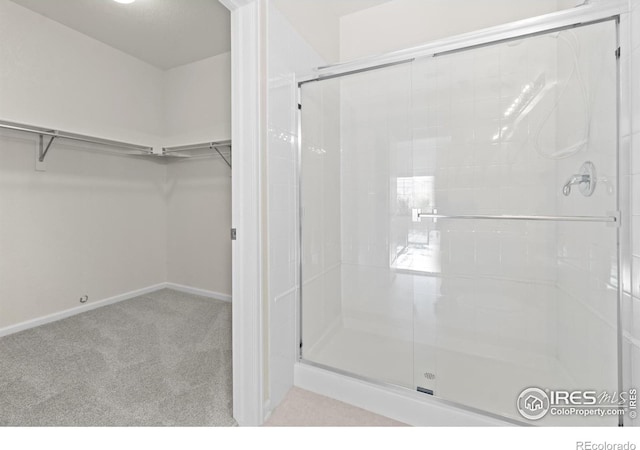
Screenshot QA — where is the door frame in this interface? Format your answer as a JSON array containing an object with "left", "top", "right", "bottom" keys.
[{"left": 219, "top": 0, "right": 266, "bottom": 426}]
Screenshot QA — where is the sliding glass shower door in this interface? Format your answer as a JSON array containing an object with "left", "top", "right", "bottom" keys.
[
  {"left": 300, "top": 19, "right": 620, "bottom": 425},
  {"left": 300, "top": 62, "right": 416, "bottom": 388}
]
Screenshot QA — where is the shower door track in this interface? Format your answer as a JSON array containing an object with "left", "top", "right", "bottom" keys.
[{"left": 297, "top": 0, "right": 626, "bottom": 86}]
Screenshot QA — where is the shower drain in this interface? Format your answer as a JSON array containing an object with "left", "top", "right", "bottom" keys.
[{"left": 417, "top": 386, "right": 434, "bottom": 395}]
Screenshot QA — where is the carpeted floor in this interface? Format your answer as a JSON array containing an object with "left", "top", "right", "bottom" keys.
[
  {"left": 0, "top": 288, "right": 234, "bottom": 426},
  {"left": 264, "top": 387, "right": 407, "bottom": 427}
]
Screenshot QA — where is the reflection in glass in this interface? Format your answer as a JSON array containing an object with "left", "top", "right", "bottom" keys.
[{"left": 392, "top": 176, "right": 440, "bottom": 273}]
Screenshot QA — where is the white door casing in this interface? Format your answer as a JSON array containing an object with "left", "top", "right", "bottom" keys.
[{"left": 219, "top": 0, "right": 265, "bottom": 426}]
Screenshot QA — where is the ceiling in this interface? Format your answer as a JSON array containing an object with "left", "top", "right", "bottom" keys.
[{"left": 9, "top": 0, "right": 230, "bottom": 70}]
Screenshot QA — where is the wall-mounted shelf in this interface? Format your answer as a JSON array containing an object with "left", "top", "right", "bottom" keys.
[
  {"left": 0, "top": 120, "right": 233, "bottom": 169},
  {"left": 162, "top": 141, "right": 232, "bottom": 168},
  {"left": 0, "top": 119, "right": 154, "bottom": 162}
]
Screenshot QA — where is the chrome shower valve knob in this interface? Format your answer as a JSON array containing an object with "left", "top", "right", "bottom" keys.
[{"left": 562, "top": 161, "right": 596, "bottom": 197}]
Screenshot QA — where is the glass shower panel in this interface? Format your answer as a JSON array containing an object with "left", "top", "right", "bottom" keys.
[
  {"left": 411, "top": 20, "right": 619, "bottom": 425},
  {"left": 300, "top": 18, "right": 620, "bottom": 426},
  {"left": 300, "top": 64, "right": 416, "bottom": 388}
]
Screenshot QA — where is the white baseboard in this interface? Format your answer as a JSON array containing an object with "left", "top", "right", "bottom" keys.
[
  {"left": 294, "top": 362, "right": 515, "bottom": 427},
  {"left": 0, "top": 283, "right": 166, "bottom": 338},
  {"left": 0, "top": 282, "right": 232, "bottom": 338},
  {"left": 165, "top": 282, "right": 232, "bottom": 303}
]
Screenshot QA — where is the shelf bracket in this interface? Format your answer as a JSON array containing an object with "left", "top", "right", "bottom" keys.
[
  {"left": 39, "top": 132, "right": 58, "bottom": 162},
  {"left": 212, "top": 144, "right": 232, "bottom": 168}
]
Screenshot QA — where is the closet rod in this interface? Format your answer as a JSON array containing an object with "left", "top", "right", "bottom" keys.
[
  {"left": 162, "top": 140, "right": 232, "bottom": 167},
  {"left": 0, "top": 119, "right": 154, "bottom": 162},
  {"left": 162, "top": 140, "right": 232, "bottom": 153}
]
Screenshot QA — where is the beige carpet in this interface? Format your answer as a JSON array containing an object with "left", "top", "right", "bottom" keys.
[
  {"left": 0, "top": 289, "right": 234, "bottom": 426},
  {"left": 264, "top": 387, "right": 407, "bottom": 427}
]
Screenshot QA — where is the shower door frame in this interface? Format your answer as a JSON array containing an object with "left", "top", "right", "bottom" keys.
[{"left": 296, "top": 0, "right": 630, "bottom": 426}]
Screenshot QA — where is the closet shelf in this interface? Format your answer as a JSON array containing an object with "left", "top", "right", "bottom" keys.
[
  {"left": 161, "top": 141, "right": 232, "bottom": 168},
  {"left": 0, "top": 119, "right": 154, "bottom": 162},
  {"left": 0, "top": 120, "right": 233, "bottom": 168}
]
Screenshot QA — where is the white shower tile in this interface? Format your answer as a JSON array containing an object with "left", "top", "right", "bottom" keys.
[
  {"left": 301, "top": 276, "right": 326, "bottom": 350},
  {"left": 634, "top": 175, "right": 640, "bottom": 215},
  {"left": 621, "top": 55, "right": 632, "bottom": 138},
  {"left": 499, "top": 186, "right": 525, "bottom": 213},
  {"left": 474, "top": 232, "right": 501, "bottom": 276},
  {"left": 269, "top": 237, "right": 290, "bottom": 270},
  {"left": 630, "top": 338, "right": 640, "bottom": 394},
  {"left": 622, "top": 293, "right": 634, "bottom": 338},
  {"left": 633, "top": 256, "right": 640, "bottom": 298},
  {"left": 633, "top": 136, "right": 640, "bottom": 174},
  {"left": 270, "top": 156, "right": 294, "bottom": 184},
  {"left": 632, "top": 46, "right": 640, "bottom": 134},
  {"left": 627, "top": 295, "right": 640, "bottom": 343},
  {"left": 474, "top": 97, "right": 502, "bottom": 122},
  {"left": 499, "top": 234, "right": 528, "bottom": 279},
  {"left": 621, "top": 336, "right": 634, "bottom": 426},
  {"left": 632, "top": 6, "right": 640, "bottom": 50},
  {"left": 633, "top": 216, "right": 640, "bottom": 258},
  {"left": 589, "top": 281, "right": 619, "bottom": 329},
  {"left": 270, "top": 182, "right": 294, "bottom": 213},
  {"left": 447, "top": 231, "right": 476, "bottom": 276},
  {"left": 474, "top": 187, "right": 501, "bottom": 213}
]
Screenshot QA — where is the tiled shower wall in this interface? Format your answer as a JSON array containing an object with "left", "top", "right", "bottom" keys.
[
  {"left": 300, "top": 80, "right": 342, "bottom": 354},
  {"left": 335, "top": 30, "right": 563, "bottom": 368},
  {"left": 339, "top": 64, "right": 414, "bottom": 347},
  {"left": 302, "top": 6, "right": 633, "bottom": 409},
  {"left": 412, "top": 39, "right": 561, "bottom": 366}
]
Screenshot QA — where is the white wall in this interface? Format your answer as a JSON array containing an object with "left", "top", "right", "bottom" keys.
[
  {"left": 0, "top": 140, "right": 168, "bottom": 329},
  {"left": 0, "top": 0, "right": 232, "bottom": 330},
  {"left": 270, "top": 0, "right": 341, "bottom": 63},
  {"left": 163, "top": 52, "right": 231, "bottom": 147},
  {"left": 164, "top": 53, "right": 232, "bottom": 297},
  {"left": 0, "top": 0, "right": 167, "bottom": 329},
  {"left": 0, "top": 0, "right": 164, "bottom": 147},
  {"left": 339, "top": 0, "right": 580, "bottom": 62},
  {"left": 266, "top": 2, "right": 326, "bottom": 412},
  {"left": 166, "top": 157, "right": 232, "bottom": 296}
]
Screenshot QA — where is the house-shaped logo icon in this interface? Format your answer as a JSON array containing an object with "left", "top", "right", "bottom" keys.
[
  {"left": 517, "top": 387, "right": 550, "bottom": 420},
  {"left": 525, "top": 395, "right": 543, "bottom": 412}
]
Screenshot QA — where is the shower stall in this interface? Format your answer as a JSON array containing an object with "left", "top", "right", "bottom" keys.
[{"left": 298, "top": 12, "right": 627, "bottom": 426}]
